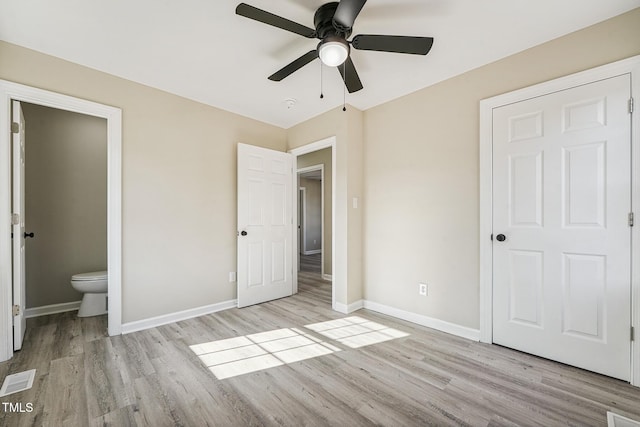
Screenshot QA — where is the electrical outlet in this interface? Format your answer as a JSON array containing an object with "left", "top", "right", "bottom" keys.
[
  {"left": 229, "top": 272, "right": 236, "bottom": 282},
  {"left": 419, "top": 283, "right": 428, "bottom": 296}
]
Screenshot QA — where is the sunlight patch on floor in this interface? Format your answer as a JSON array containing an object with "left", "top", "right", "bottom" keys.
[
  {"left": 190, "top": 327, "right": 340, "bottom": 380},
  {"left": 190, "top": 316, "right": 409, "bottom": 380},
  {"left": 305, "top": 316, "right": 410, "bottom": 348}
]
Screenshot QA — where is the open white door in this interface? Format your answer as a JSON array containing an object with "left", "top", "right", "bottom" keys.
[
  {"left": 237, "top": 143, "right": 293, "bottom": 308},
  {"left": 11, "top": 100, "right": 26, "bottom": 350}
]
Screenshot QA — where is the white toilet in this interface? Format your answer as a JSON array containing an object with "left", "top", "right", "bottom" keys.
[{"left": 70, "top": 270, "right": 108, "bottom": 317}]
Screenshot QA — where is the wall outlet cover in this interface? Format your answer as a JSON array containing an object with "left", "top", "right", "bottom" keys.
[{"left": 419, "top": 283, "right": 428, "bottom": 296}]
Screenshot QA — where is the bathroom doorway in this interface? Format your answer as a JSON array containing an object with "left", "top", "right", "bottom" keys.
[
  {"left": 20, "top": 103, "right": 108, "bottom": 324},
  {"left": 0, "top": 81, "right": 122, "bottom": 362}
]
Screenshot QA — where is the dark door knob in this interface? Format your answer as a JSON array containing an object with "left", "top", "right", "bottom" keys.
[
  {"left": 240, "top": 231, "right": 248, "bottom": 236},
  {"left": 496, "top": 234, "right": 506, "bottom": 242},
  {"left": 24, "top": 232, "right": 34, "bottom": 239}
]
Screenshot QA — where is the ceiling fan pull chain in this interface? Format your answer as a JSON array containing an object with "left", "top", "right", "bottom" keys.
[
  {"left": 342, "top": 62, "right": 347, "bottom": 112},
  {"left": 320, "top": 61, "right": 324, "bottom": 99}
]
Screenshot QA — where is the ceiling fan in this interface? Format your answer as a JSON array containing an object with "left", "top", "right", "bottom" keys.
[{"left": 235, "top": 0, "right": 434, "bottom": 93}]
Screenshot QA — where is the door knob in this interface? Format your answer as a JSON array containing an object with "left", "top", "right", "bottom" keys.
[
  {"left": 496, "top": 234, "right": 506, "bottom": 242},
  {"left": 24, "top": 232, "right": 34, "bottom": 239},
  {"left": 240, "top": 231, "right": 248, "bottom": 236}
]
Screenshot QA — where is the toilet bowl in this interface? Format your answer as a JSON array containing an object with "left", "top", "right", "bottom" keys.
[{"left": 70, "top": 270, "right": 108, "bottom": 317}]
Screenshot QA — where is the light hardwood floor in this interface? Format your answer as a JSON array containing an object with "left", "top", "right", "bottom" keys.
[{"left": 1, "top": 272, "right": 639, "bottom": 426}]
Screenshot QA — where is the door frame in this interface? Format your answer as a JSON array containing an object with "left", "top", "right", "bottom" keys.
[
  {"left": 479, "top": 55, "right": 640, "bottom": 386},
  {"left": 0, "top": 80, "right": 122, "bottom": 362},
  {"left": 298, "top": 187, "right": 306, "bottom": 256},
  {"left": 290, "top": 137, "right": 336, "bottom": 308}
]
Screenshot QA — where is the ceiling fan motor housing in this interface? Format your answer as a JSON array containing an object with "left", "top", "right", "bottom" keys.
[{"left": 314, "top": 2, "right": 351, "bottom": 39}]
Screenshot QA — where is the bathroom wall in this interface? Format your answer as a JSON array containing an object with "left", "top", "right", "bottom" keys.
[
  {"left": 299, "top": 177, "right": 322, "bottom": 254},
  {"left": 22, "top": 103, "right": 107, "bottom": 309},
  {"left": 297, "top": 147, "right": 332, "bottom": 275}
]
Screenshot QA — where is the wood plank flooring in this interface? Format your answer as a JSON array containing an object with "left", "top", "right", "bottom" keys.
[
  {"left": 1, "top": 271, "right": 639, "bottom": 426},
  {"left": 300, "top": 253, "right": 322, "bottom": 273}
]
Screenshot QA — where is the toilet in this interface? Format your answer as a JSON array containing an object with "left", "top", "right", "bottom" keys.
[{"left": 70, "top": 270, "right": 108, "bottom": 317}]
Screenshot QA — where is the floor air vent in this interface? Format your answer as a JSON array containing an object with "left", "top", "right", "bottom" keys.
[
  {"left": 608, "top": 412, "right": 640, "bottom": 427},
  {"left": 0, "top": 369, "right": 36, "bottom": 397}
]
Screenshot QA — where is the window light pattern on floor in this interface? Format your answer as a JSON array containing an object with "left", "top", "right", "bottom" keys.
[
  {"left": 304, "top": 316, "right": 409, "bottom": 348},
  {"left": 190, "top": 327, "right": 341, "bottom": 380},
  {"left": 190, "top": 317, "right": 410, "bottom": 380}
]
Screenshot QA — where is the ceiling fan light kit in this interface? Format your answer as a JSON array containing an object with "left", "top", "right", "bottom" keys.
[
  {"left": 235, "top": 0, "right": 434, "bottom": 94},
  {"left": 318, "top": 37, "right": 350, "bottom": 67}
]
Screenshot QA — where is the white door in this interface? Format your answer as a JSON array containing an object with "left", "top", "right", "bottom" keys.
[
  {"left": 237, "top": 143, "right": 293, "bottom": 308},
  {"left": 12, "top": 100, "right": 27, "bottom": 350},
  {"left": 492, "top": 75, "right": 631, "bottom": 380}
]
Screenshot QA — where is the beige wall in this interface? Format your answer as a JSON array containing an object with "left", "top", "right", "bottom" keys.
[
  {"left": 362, "top": 8, "right": 640, "bottom": 329},
  {"left": 0, "top": 41, "right": 287, "bottom": 323},
  {"left": 22, "top": 103, "right": 107, "bottom": 308},
  {"left": 297, "top": 147, "right": 332, "bottom": 274}
]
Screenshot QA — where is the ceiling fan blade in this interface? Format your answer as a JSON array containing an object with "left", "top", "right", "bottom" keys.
[
  {"left": 236, "top": 3, "right": 316, "bottom": 38},
  {"left": 333, "top": 0, "right": 367, "bottom": 31},
  {"left": 352, "top": 35, "right": 434, "bottom": 55},
  {"left": 268, "top": 50, "right": 318, "bottom": 81},
  {"left": 337, "top": 56, "right": 363, "bottom": 93}
]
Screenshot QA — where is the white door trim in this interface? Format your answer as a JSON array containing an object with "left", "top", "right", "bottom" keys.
[
  {"left": 299, "top": 186, "right": 307, "bottom": 254},
  {"left": 297, "top": 164, "right": 325, "bottom": 277},
  {"left": 290, "top": 137, "right": 336, "bottom": 309},
  {"left": 0, "top": 80, "right": 122, "bottom": 361},
  {"left": 479, "top": 55, "right": 640, "bottom": 386}
]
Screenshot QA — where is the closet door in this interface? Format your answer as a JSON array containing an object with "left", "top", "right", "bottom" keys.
[{"left": 492, "top": 74, "right": 632, "bottom": 380}]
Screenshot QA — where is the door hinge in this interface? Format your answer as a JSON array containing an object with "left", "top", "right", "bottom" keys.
[
  {"left": 629, "top": 97, "right": 635, "bottom": 114},
  {"left": 629, "top": 212, "right": 635, "bottom": 227},
  {"left": 11, "top": 122, "right": 19, "bottom": 134},
  {"left": 12, "top": 305, "right": 19, "bottom": 316},
  {"left": 632, "top": 326, "right": 635, "bottom": 342},
  {"left": 11, "top": 213, "right": 19, "bottom": 225}
]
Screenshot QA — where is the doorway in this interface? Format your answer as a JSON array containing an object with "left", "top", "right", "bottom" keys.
[
  {"left": 298, "top": 165, "right": 324, "bottom": 276},
  {"left": 292, "top": 142, "right": 335, "bottom": 308},
  {"left": 20, "top": 103, "right": 108, "bottom": 326},
  {"left": 236, "top": 138, "right": 339, "bottom": 310},
  {"left": 0, "top": 80, "right": 122, "bottom": 362}
]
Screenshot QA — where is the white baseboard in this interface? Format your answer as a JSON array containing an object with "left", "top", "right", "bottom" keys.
[
  {"left": 333, "top": 299, "right": 364, "bottom": 314},
  {"left": 122, "top": 299, "right": 237, "bottom": 334},
  {"left": 322, "top": 274, "right": 333, "bottom": 281},
  {"left": 303, "top": 249, "right": 321, "bottom": 255},
  {"left": 362, "top": 300, "right": 480, "bottom": 341},
  {"left": 25, "top": 301, "right": 82, "bottom": 318},
  {"left": 119, "top": 297, "right": 479, "bottom": 342}
]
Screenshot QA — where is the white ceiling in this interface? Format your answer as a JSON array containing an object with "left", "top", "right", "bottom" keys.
[{"left": 0, "top": 0, "right": 636, "bottom": 128}]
